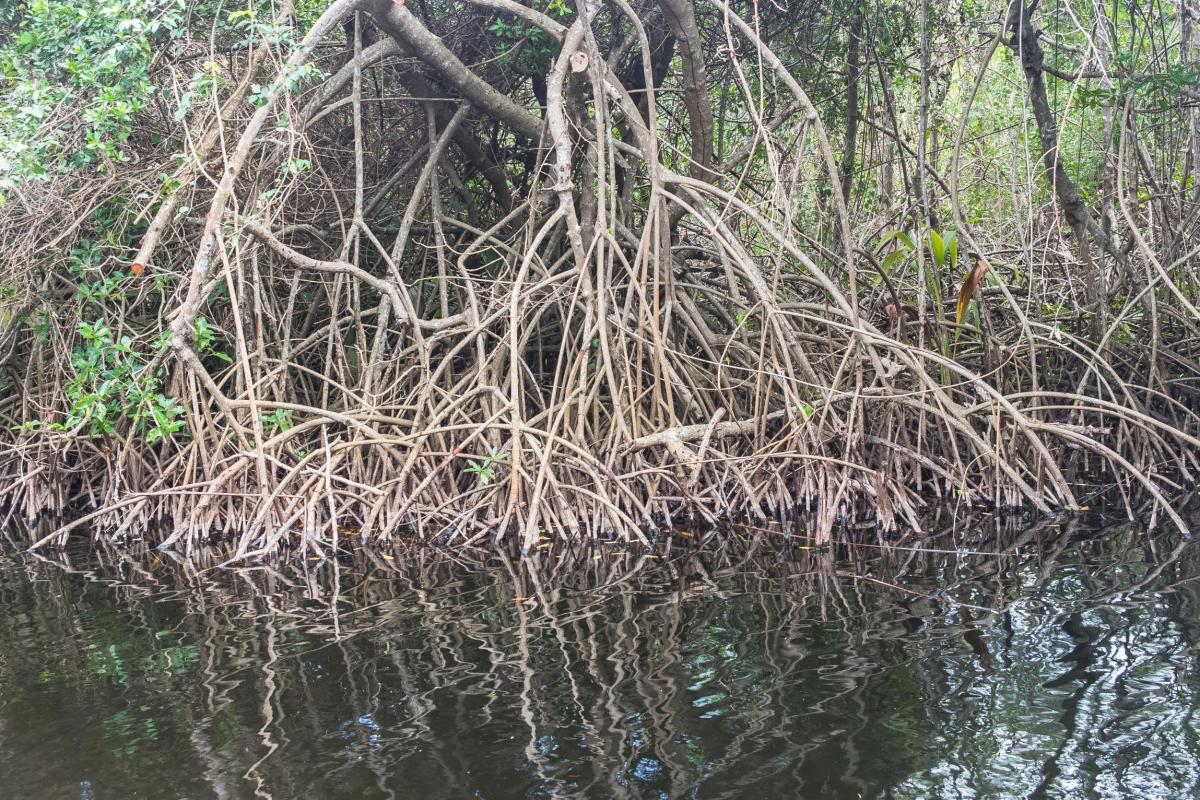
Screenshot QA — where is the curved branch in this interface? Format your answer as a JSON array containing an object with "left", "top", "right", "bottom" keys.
[
  {"left": 463, "top": 0, "right": 566, "bottom": 40},
  {"left": 168, "top": 0, "right": 363, "bottom": 353},
  {"left": 245, "top": 222, "right": 410, "bottom": 328},
  {"left": 365, "top": 0, "right": 544, "bottom": 141}
]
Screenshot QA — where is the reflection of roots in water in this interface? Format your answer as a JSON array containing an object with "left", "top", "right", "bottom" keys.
[{"left": 3, "top": 510, "right": 1199, "bottom": 797}]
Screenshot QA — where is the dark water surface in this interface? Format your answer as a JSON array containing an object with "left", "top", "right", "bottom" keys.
[{"left": 1, "top": 516, "right": 1199, "bottom": 799}]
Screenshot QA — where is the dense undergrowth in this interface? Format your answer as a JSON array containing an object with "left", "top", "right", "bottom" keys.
[{"left": 0, "top": 0, "right": 1198, "bottom": 556}]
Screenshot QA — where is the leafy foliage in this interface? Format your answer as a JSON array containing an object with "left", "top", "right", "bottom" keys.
[
  {"left": 0, "top": 0, "right": 186, "bottom": 198},
  {"left": 60, "top": 320, "right": 184, "bottom": 442},
  {"left": 463, "top": 449, "right": 508, "bottom": 485}
]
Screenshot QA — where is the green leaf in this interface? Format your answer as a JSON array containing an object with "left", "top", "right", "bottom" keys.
[
  {"left": 928, "top": 229, "right": 945, "bottom": 269},
  {"left": 882, "top": 230, "right": 915, "bottom": 251},
  {"left": 881, "top": 249, "right": 907, "bottom": 272}
]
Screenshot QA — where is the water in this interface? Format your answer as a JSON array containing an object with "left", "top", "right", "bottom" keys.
[{"left": 0, "top": 515, "right": 1198, "bottom": 799}]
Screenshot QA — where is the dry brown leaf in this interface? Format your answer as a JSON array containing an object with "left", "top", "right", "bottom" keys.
[{"left": 956, "top": 258, "right": 991, "bottom": 324}]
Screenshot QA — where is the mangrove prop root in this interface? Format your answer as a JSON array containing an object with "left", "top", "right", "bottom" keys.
[{"left": 2, "top": 0, "right": 1198, "bottom": 556}]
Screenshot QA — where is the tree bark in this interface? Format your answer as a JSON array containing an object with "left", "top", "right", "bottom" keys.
[
  {"left": 658, "top": 0, "right": 716, "bottom": 179},
  {"left": 1007, "top": 0, "right": 1103, "bottom": 326},
  {"left": 1184, "top": 0, "right": 1200, "bottom": 197},
  {"left": 839, "top": 7, "right": 864, "bottom": 203}
]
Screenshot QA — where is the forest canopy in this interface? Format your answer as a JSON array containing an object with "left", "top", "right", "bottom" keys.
[{"left": 0, "top": 0, "right": 1197, "bottom": 554}]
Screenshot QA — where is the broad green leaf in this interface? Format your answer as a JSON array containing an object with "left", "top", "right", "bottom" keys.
[
  {"left": 928, "top": 230, "right": 945, "bottom": 268},
  {"left": 881, "top": 230, "right": 916, "bottom": 251}
]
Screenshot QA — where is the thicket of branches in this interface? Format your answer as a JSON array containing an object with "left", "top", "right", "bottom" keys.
[{"left": 0, "top": 0, "right": 1198, "bottom": 555}]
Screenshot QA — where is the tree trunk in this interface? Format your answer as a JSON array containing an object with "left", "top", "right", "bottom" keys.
[
  {"left": 840, "top": 8, "right": 864, "bottom": 202},
  {"left": 1008, "top": 0, "right": 1104, "bottom": 333},
  {"left": 659, "top": 0, "right": 716, "bottom": 180},
  {"left": 1184, "top": 0, "right": 1200, "bottom": 197}
]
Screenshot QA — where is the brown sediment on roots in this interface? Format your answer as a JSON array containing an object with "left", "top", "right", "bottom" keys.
[{"left": 0, "top": 1, "right": 1198, "bottom": 557}]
